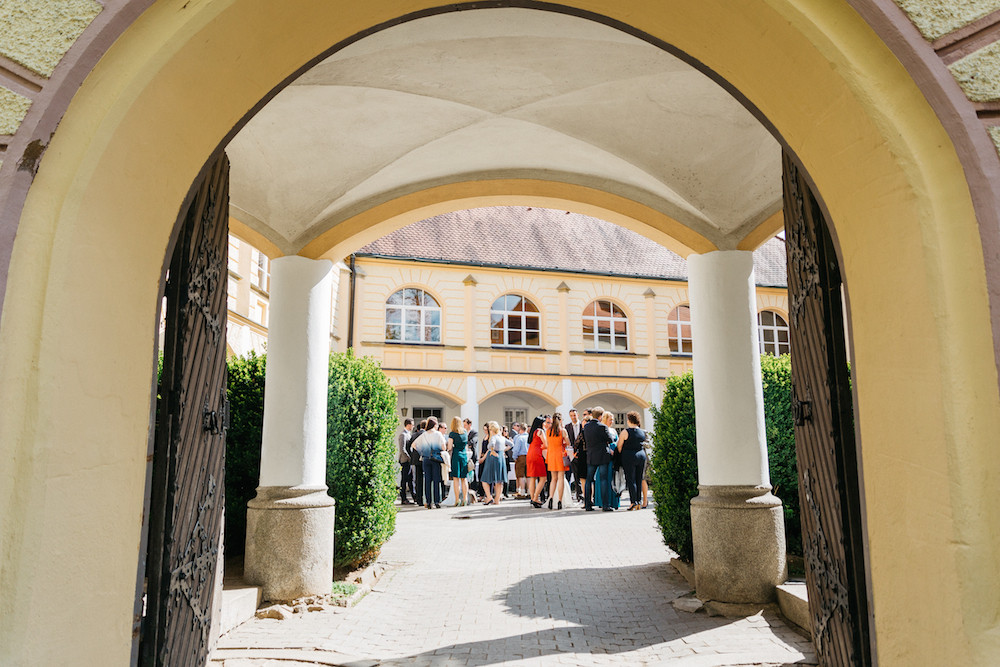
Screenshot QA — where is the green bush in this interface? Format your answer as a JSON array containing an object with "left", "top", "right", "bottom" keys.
[
  {"left": 224, "top": 352, "right": 267, "bottom": 555},
  {"left": 761, "top": 354, "right": 799, "bottom": 556},
  {"left": 326, "top": 350, "right": 398, "bottom": 569},
  {"left": 649, "top": 372, "right": 699, "bottom": 562},
  {"left": 650, "top": 355, "right": 800, "bottom": 562}
]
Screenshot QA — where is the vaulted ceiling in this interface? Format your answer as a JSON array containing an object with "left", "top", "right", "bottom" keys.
[{"left": 226, "top": 8, "right": 781, "bottom": 256}]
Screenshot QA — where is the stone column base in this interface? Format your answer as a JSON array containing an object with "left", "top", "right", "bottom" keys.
[
  {"left": 244, "top": 486, "right": 335, "bottom": 602},
  {"left": 690, "top": 484, "right": 786, "bottom": 604}
]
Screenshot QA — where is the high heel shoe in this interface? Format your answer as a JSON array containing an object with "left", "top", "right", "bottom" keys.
[
  {"left": 530, "top": 500, "right": 542, "bottom": 508},
  {"left": 548, "top": 498, "right": 553, "bottom": 510},
  {"left": 557, "top": 501, "right": 563, "bottom": 510}
]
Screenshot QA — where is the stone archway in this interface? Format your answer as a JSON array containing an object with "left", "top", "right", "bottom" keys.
[{"left": 1, "top": 2, "right": 999, "bottom": 665}]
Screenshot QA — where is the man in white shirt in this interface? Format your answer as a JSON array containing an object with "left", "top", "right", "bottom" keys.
[{"left": 511, "top": 423, "right": 530, "bottom": 498}]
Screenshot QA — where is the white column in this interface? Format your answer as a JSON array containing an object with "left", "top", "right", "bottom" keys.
[
  {"left": 245, "top": 256, "right": 337, "bottom": 602},
  {"left": 686, "top": 250, "right": 785, "bottom": 604},
  {"left": 558, "top": 377, "right": 573, "bottom": 417},
  {"left": 645, "top": 381, "right": 661, "bottom": 430},
  {"left": 259, "top": 257, "right": 335, "bottom": 488},
  {"left": 688, "top": 251, "right": 769, "bottom": 487},
  {"left": 462, "top": 375, "right": 479, "bottom": 428}
]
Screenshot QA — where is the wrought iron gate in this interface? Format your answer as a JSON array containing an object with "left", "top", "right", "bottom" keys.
[
  {"left": 782, "top": 152, "right": 872, "bottom": 666},
  {"left": 139, "top": 154, "right": 230, "bottom": 665}
]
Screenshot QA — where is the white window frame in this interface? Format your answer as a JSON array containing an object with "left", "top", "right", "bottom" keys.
[
  {"left": 503, "top": 407, "right": 528, "bottom": 431},
  {"left": 667, "top": 304, "right": 693, "bottom": 356},
  {"left": 227, "top": 236, "right": 241, "bottom": 274},
  {"left": 490, "top": 294, "right": 541, "bottom": 348},
  {"left": 582, "top": 299, "right": 629, "bottom": 352},
  {"left": 250, "top": 248, "right": 270, "bottom": 293},
  {"left": 385, "top": 288, "right": 441, "bottom": 344},
  {"left": 758, "top": 309, "right": 790, "bottom": 356}
]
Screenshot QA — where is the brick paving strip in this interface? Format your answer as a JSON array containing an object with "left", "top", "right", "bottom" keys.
[{"left": 215, "top": 500, "right": 816, "bottom": 666}]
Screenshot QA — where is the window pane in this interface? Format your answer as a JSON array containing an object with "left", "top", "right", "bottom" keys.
[
  {"left": 585, "top": 301, "right": 597, "bottom": 316},
  {"left": 491, "top": 329, "right": 503, "bottom": 345},
  {"left": 386, "top": 324, "right": 401, "bottom": 341},
  {"left": 421, "top": 291, "right": 438, "bottom": 307},
  {"left": 775, "top": 313, "right": 788, "bottom": 328},
  {"left": 525, "top": 331, "right": 540, "bottom": 347},
  {"left": 505, "top": 295, "right": 518, "bottom": 311},
  {"left": 614, "top": 320, "right": 627, "bottom": 334},
  {"left": 508, "top": 329, "right": 522, "bottom": 346},
  {"left": 424, "top": 326, "right": 440, "bottom": 342},
  {"left": 508, "top": 315, "right": 522, "bottom": 330},
  {"left": 681, "top": 324, "right": 692, "bottom": 339},
  {"left": 760, "top": 310, "right": 774, "bottom": 326},
  {"left": 583, "top": 320, "right": 596, "bottom": 336},
  {"left": 682, "top": 339, "right": 693, "bottom": 354},
  {"left": 612, "top": 303, "right": 625, "bottom": 318},
  {"left": 405, "top": 325, "right": 420, "bottom": 341},
  {"left": 598, "top": 334, "right": 612, "bottom": 350},
  {"left": 512, "top": 297, "right": 525, "bottom": 312},
  {"left": 614, "top": 336, "right": 628, "bottom": 351},
  {"left": 597, "top": 320, "right": 611, "bottom": 335},
  {"left": 387, "top": 290, "right": 403, "bottom": 305},
  {"left": 778, "top": 329, "right": 789, "bottom": 343},
  {"left": 677, "top": 306, "right": 690, "bottom": 321},
  {"left": 523, "top": 299, "right": 538, "bottom": 313},
  {"left": 667, "top": 323, "right": 678, "bottom": 339},
  {"left": 426, "top": 309, "right": 441, "bottom": 326},
  {"left": 492, "top": 296, "right": 506, "bottom": 311},
  {"left": 763, "top": 329, "right": 775, "bottom": 343},
  {"left": 386, "top": 307, "right": 401, "bottom": 324},
  {"left": 403, "top": 289, "right": 420, "bottom": 306},
  {"left": 525, "top": 316, "right": 539, "bottom": 331},
  {"left": 405, "top": 310, "right": 420, "bottom": 324}
]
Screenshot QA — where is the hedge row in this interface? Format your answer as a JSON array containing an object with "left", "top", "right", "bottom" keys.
[
  {"left": 224, "top": 351, "right": 398, "bottom": 569},
  {"left": 649, "top": 354, "right": 799, "bottom": 562}
]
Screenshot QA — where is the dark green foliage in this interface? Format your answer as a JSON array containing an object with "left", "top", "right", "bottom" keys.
[
  {"left": 326, "top": 350, "right": 398, "bottom": 569},
  {"left": 760, "top": 354, "right": 799, "bottom": 556},
  {"left": 224, "top": 352, "right": 267, "bottom": 555},
  {"left": 650, "top": 355, "right": 801, "bottom": 562},
  {"left": 649, "top": 371, "right": 698, "bottom": 562}
]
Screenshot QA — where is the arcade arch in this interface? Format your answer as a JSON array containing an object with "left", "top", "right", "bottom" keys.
[{"left": 0, "top": 2, "right": 998, "bottom": 665}]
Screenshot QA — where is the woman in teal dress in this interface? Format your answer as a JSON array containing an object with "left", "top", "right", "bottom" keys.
[{"left": 447, "top": 416, "right": 470, "bottom": 506}]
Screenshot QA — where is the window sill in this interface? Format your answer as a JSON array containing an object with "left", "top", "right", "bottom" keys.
[{"left": 250, "top": 283, "right": 270, "bottom": 298}]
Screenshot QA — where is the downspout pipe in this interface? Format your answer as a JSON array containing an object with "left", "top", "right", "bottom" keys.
[{"left": 347, "top": 254, "right": 356, "bottom": 349}]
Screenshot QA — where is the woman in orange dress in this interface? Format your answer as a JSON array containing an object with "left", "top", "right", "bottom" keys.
[{"left": 545, "top": 413, "right": 570, "bottom": 510}]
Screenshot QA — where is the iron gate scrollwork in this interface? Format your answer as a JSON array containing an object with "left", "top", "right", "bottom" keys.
[
  {"left": 782, "top": 152, "right": 873, "bottom": 666},
  {"left": 139, "top": 154, "right": 230, "bottom": 666}
]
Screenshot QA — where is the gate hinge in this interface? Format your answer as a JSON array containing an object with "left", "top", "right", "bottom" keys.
[
  {"left": 202, "top": 388, "right": 230, "bottom": 435},
  {"left": 792, "top": 397, "right": 812, "bottom": 426}
]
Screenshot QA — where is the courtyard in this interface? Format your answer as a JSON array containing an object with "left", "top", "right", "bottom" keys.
[{"left": 215, "top": 501, "right": 815, "bottom": 666}]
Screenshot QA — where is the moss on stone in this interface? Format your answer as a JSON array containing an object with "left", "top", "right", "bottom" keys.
[
  {"left": 894, "top": 0, "right": 1000, "bottom": 41},
  {"left": 0, "top": 85, "right": 31, "bottom": 135},
  {"left": 0, "top": 0, "right": 102, "bottom": 78},
  {"left": 949, "top": 41, "right": 1000, "bottom": 102},
  {"left": 989, "top": 127, "right": 1000, "bottom": 158}
]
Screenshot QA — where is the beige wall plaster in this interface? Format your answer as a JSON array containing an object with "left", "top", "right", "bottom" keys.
[
  {"left": 0, "top": 85, "right": 31, "bottom": 134},
  {"left": 0, "top": 0, "right": 102, "bottom": 78},
  {"left": 950, "top": 41, "right": 1000, "bottom": 101},
  {"left": 894, "top": 0, "right": 1000, "bottom": 41},
  {"left": 989, "top": 126, "right": 1000, "bottom": 154}
]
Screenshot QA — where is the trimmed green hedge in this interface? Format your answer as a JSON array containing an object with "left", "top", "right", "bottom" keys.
[
  {"left": 224, "top": 352, "right": 267, "bottom": 556},
  {"left": 326, "top": 350, "right": 398, "bottom": 569},
  {"left": 650, "top": 354, "right": 799, "bottom": 562}
]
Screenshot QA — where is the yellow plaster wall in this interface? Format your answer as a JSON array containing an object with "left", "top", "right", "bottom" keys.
[
  {"left": 0, "top": 0, "right": 102, "bottom": 77},
  {"left": 0, "top": 85, "right": 31, "bottom": 134},
  {"left": 0, "top": 0, "right": 997, "bottom": 665}
]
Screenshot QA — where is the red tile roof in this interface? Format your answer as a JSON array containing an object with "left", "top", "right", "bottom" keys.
[{"left": 357, "top": 206, "right": 787, "bottom": 287}]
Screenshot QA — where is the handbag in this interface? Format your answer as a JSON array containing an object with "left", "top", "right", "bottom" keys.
[{"left": 562, "top": 453, "right": 571, "bottom": 468}]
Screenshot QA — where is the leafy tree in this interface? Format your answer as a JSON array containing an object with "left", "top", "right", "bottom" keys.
[{"left": 225, "top": 352, "right": 267, "bottom": 555}]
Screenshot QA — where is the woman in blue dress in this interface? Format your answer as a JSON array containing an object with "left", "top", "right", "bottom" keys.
[
  {"left": 447, "top": 416, "right": 470, "bottom": 506},
  {"left": 478, "top": 421, "right": 508, "bottom": 505}
]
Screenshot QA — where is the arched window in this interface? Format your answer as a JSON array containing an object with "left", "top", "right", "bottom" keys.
[
  {"left": 385, "top": 288, "right": 441, "bottom": 344},
  {"left": 490, "top": 294, "right": 540, "bottom": 347},
  {"left": 667, "top": 304, "right": 692, "bottom": 355},
  {"left": 582, "top": 300, "right": 628, "bottom": 351},
  {"left": 758, "top": 310, "right": 790, "bottom": 356}
]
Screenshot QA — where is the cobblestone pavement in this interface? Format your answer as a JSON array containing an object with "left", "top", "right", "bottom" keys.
[{"left": 216, "top": 499, "right": 816, "bottom": 666}]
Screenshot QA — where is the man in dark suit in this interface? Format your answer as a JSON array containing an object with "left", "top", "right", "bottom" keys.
[
  {"left": 564, "top": 408, "right": 582, "bottom": 498},
  {"left": 583, "top": 406, "right": 615, "bottom": 511},
  {"left": 397, "top": 418, "right": 414, "bottom": 504},
  {"left": 409, "top": 420, "right": 426, "bottom": 506}
]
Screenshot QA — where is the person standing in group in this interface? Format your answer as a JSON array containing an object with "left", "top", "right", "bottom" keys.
[
  {"left": 511, "top": 423, "right": 529, "bottom": 498},
  {"left": 438, "top": 421, "right": 450, "bottom": 500},
  {"left": 583, "top": 407, "right": 615, "bottom": 512},
  {"left": 545, "top": 413, "right": 570, "bottom": 510},
  {"left": 526, "top": 416, "right": 549, "bottom": 508},
  {"left": 464, "top": 419, "right": 480, "bottom": 499},
  {"left": 641, "top": 435, "right": 652, "bottom": 509},
  {"left": 448, "top": 417, "right": 470, "bottom": 506},
  {"left": 478, "top": 421, "right": 507, "bottom": 504},
  {"left": 410, "top": 419, "right": 426, "bottom": 506},
  {"left": 564, "top": 409, "right": 582, "bottom": 499},
  {"left": 595, "top": 411, "right": 621, "bottom": 510},
  {"left": 616, "top": 411, "right": 648, "bottom": 511},
  {"left": 412, "top": 417, "right": 447, "bottom": 508},
  {"left": 397, "top": 418, "right": 414, "bottom": 505},
  {"left": 573, "top": 410, "right": 590, "bottom": 503},
  {"left": 501, "top": 425, "right": 515, "bottom": 498}
]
